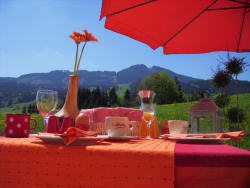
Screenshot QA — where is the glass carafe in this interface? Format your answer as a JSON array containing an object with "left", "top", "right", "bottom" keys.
[{"left": 139, "top": 90, "right": 158, "bottom": 139}]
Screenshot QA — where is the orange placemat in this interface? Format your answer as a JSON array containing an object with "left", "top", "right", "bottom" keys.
[{"left": 0, "top": 137, "right": 175, "bottom": 188}]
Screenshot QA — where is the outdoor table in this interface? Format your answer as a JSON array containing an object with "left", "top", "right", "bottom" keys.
[{"left": 0, "top": 136, "right": 249, "bottom": 188}]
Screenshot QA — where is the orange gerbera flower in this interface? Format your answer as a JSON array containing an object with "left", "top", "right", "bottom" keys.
[
  {"left": 69, "top": 32, "right": 86, "bottom": 44},
  {"left": 70, "top": 30, "right": 98, "bottom": 76},
  {"left": 83, "top": 30, "right": 98, "bottom": 42}
]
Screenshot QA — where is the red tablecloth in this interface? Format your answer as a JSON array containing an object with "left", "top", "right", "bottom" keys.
[{"left": 0, "top": 137, "right": 249, "bottom": 188}]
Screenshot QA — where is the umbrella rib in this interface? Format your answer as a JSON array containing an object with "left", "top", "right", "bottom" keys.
[
  {"left": 163, "top": 0, "right": 218, "bottom": 47},
  {"left": 236, "top": 0, "right": 248, "bottom": 52},
  {"left": 228, "top": 0, "right": 250, "bottom": 5},
  {"left": 109, "top": 0, "right": 157, "bottom": 17},
  {"left": 208, "top": 6, "right": 250, "bottom": 11}
]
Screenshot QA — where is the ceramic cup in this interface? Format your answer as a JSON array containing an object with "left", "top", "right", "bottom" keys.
[
  {"left": 168, "top": 120, "right": 189, "bottom": 134},
  {"left": 105, "top": 116, "right": 134, "bottom": 137},
  {"left": 5, "top": 114, "right": 37, "bottom": 137}
]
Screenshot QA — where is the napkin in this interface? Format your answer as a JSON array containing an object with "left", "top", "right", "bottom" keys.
[
  {"left": 161, "top": 131, "right": 245, "bottom": 141},
  {"left": 160, "top": 134, "right": 209, "bottom": 139},
  {"left": 56, "top": 127, "right": 99, "bottom": 145},
  {"left": 161, "top": 134, "right": 186, "bottom": 139},
  {"left": 217, "top": 131, "right": 244, "bottom": 141}
]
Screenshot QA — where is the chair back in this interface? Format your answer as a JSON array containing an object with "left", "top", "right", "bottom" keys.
[{"left": 80, "top": 107, "right": 143, "bottom": 136}]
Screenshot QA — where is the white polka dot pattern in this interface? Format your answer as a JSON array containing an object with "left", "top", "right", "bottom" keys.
[
  {"left": 5, "top": 115, "right": 32, "bottom": 137},
  {"left": 9, "top": 117, "right": 14, "bottom": 122},
  {"left": 8, "top": 129, "right": 13, "bottom": 135}
]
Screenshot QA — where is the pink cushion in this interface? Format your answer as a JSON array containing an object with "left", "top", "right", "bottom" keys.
[{"left": 80, "top": 107, "right": 143, "bottom": 123}]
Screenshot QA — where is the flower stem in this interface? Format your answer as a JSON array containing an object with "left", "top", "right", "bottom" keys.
[
  {"left": 73, "top": 43, "right": 79, "bottom": 76},
  {"left": 76, "top": 42, "right": 87, "bottom": 76}
]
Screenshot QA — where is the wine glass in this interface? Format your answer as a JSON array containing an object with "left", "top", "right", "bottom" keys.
[{"left": 36, "top": 90, "right": 58, "bottom": 132}]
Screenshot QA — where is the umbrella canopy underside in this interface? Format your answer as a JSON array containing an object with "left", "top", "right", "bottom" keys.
[{"left": 101, "top": 0, "right": 250, "bottom": 54}]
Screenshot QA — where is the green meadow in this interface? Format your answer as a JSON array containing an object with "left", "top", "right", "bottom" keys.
[{"left": 0, "top": 93, "right": 249, "bottom": 150}]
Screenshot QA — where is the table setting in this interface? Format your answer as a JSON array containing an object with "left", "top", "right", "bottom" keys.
[
  {"left": 0, "top": 29, "right": 249, "bottom": 188},
  {"left": 1, "top": 73, "right": 249, "bottom": 187},
  {"left": 1, "top": 99, "right": 250, "bottom": 188}
]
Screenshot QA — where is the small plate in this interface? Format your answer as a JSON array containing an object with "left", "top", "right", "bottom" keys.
[
  {"left": 104, "top": 136, "right": 140, "bottom": 141},
  {"left": 34, "top": 134, "right": 105, "bottom": 145},
  {"left": 162, "top": 135, "right": 230, "bottom": 142}
]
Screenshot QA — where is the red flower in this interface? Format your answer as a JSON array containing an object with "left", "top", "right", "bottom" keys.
[
  {"left": 83, "top": 30, "right": 98, "bottom": 42},
  {"left": 69, "top": 30, "right": 98, "bottom": 76},
  {"left": 69, "top": 32, "right": 86, "bottom": 44}
]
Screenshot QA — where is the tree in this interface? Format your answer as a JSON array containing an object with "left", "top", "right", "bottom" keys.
[
  {"left": 224, "top": 57, "right": 247, "bottom": 108},
  {"left": 101, "top": 91, "right": 108, "bottom": 107},
  {"left": 174, "top": 77, "right": 185, "bottom": 102},
  {"left": 130, "top": 82, "right": 141, "bottom": 107},
  {"left": 108, "top": 87, "right": 118, "bottom": 106},
  {"left": 224, "top": 56, "right": 248, "bottom": 127},
  {"left": 211, "top": 65, "right": 232, "bottom": 131},
  {"left": 139, "top": 71, "right": 180, "bottom": 104},
  {"left": 187, "top": 91, "right": 201, "bottom": 102},
  {"left": 123, "top": 89, "right": 131, "bottom": 107},
  {"left": 31, "top": 104, "right": 37, "bottom": 113},
  {"left": 93, "top": 87, "right": 102, "bottom": 107},
  {"left": 27, "top": 104, "right": 32, "bottom": 114},
  {"left": 78, "top": 88, "right": 85, "bottom": 109},
  {"left": 212, "top": 68, "right": 231, "bottom": 111},
  {"left": 212, "top": 69, "right": 231, "bottom": 93},
  {"left": 84, "top": 89, "right": 91, "bottom": 108},
  {"left": 214, "top": 94, "right": 230, "bottom": 109},
  {"left": 7, "top": 99, "right": 13, "bottom": 106},
  {"left": 22, "top": 106, "right": 27, "bottom": 114},
  {"left": 138, "top": 75, "right": 153, "bottom": 90}
]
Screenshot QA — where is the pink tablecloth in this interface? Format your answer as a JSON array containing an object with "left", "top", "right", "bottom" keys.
[{"left": 174, "top": 143, "right": 250, "bottom": 188}]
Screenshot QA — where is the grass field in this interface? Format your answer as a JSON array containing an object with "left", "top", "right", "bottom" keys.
[
  {"left": 155, "top": 93, "right": 250, "bottom": 150},
  {"left": 0, "top": 93, "right": 249, "bottom": 149}
]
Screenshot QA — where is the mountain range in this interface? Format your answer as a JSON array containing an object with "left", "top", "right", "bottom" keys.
[{"left": 1, "top": 64, "right": 250, "bottom": 95}]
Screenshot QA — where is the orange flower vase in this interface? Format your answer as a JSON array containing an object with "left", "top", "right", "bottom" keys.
[{"left": 55, "top": 75, "right": 80, "bottom": 121}]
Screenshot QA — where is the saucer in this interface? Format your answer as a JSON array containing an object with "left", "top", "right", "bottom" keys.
[
  {"left": 34, "top": 134, "right": 105, "bottom": 145},
  {"left": 104, "top": 136, "right": 140, "bottom": 141}
]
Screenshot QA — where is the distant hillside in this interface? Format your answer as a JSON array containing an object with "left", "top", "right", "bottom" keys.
[
  {"left": 0, "top": 82, "right": 36, "bottom": 107},
  {"left": 1, "top": 64, "right": 250, "bottom": 108},
  {"left": 0, "top": 64, "right": 201, "bottom": 90},
  {"left": 117, "top": 64, "right": 199, "bottom": 84},
  {"left": 15, "top": 70, "right": 117, "bottom": 90},
  {"left": 181, "top": 79, "right": 250, "bottom": 94},
  {"left": 0, "top": 77, "right": 17, "bottom": 83}
]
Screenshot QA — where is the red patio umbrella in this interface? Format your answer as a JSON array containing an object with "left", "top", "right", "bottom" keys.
[{"left": 100, "top": 0, "right": 250, "bottom": 54}]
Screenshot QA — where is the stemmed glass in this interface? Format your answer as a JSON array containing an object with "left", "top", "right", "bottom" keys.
[{"left": 36, "top": 90, "right": 58, "bottom": 132}]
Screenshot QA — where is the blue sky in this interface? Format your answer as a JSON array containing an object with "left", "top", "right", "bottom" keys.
[{"left": 0, "top": 0, "right": 250, "bottom": 81}]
